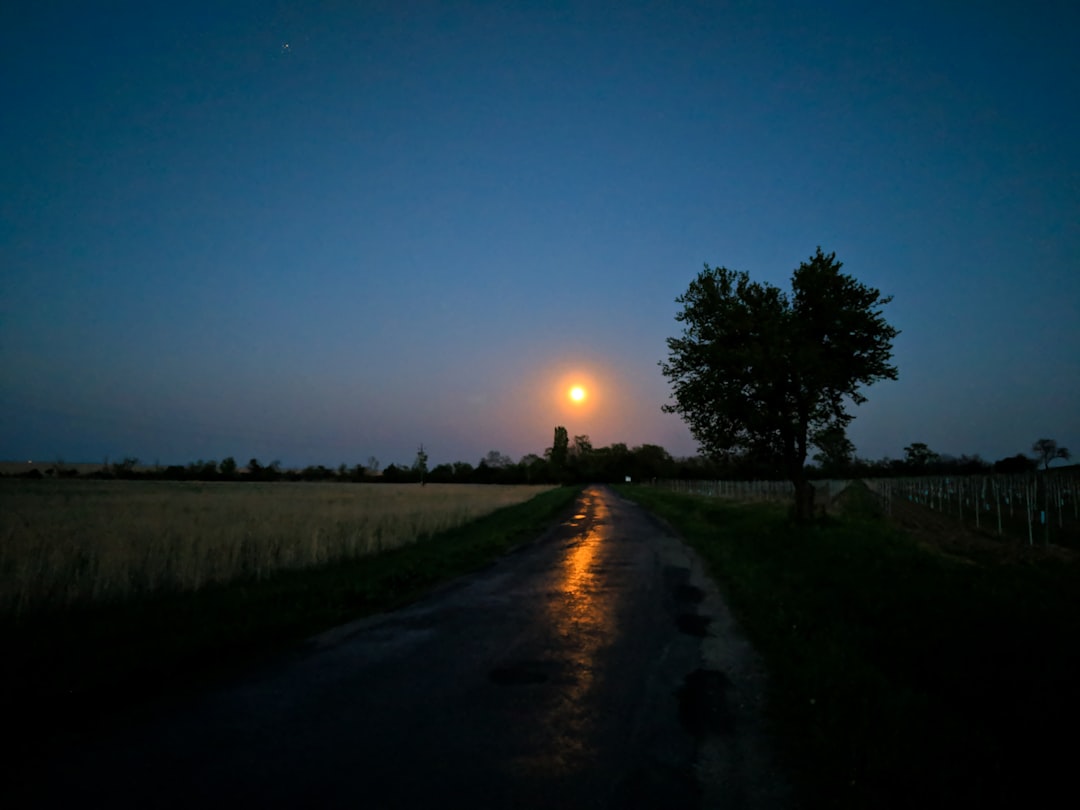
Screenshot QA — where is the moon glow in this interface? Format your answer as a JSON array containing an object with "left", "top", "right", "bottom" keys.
[{"left": 569, "top": 385, "right": 586, "bottom": 402}]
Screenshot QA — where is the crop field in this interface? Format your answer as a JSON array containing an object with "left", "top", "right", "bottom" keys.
[{"left": 0, "top": 480, "right": 554, "bottom": 617}]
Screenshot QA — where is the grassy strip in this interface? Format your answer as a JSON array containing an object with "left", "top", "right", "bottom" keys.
[
  {"left": 5, "top": 486, "right": 580, "bottom": 740},
  {"left": 615, "top": 483, "right": 1080, "bottom": 809}
]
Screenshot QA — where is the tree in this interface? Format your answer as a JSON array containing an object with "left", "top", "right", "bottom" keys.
[
  {"left": 571, "top": 435, "right": 593, "bottom": 457},
  {"left": 481, "top": 450, "right": 512, "bottom": 469},
  {"left": 1032, "top": 438, "right": 1071, "bottom": 471},
  {"left": 548, "top": 426, "right": 570, "bottom": 475},
  {"left": 812, "top": 426, "right": 855, "bottom": 475},
  {"left": 661, "top": 248, "right": 898, "bottom": 520},
  {"left": 413, "top": 444, "right": 429, "bottom": 485},
  {"left": 994, "top": 453, "right": 1037, "bottom": 475},
  {"left": 219, "top": 457, "right": 238, "bottom": 478},
  {"left": 903, "top": 442, "right": 939, "bottom": 469}
]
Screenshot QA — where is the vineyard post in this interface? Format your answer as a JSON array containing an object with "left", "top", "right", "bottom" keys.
[
  {"left": 993, "top": 479, "right": 1002, "bottom": 536},
  {"left": 1025, "top": 479, "right": 1034, "bottom": 546},
  {"left": 974, "top": 477, "right": 980, "bottom": 530},
  {"left": 1044, "top": 482, "right": 1050, "bottom": 546}
]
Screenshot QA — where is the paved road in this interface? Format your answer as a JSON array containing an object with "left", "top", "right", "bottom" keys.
[{"left": 15, "top": 486, "right": 788, "bottom": 808}]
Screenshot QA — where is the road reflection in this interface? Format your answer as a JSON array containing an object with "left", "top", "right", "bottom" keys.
[{"left": 524, "top": 487, "right": 620, "bottom": 775}]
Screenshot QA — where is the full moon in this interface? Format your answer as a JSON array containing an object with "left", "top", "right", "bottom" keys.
[{"left": 569, "top": 385, "right": 586, "bottom": 402}]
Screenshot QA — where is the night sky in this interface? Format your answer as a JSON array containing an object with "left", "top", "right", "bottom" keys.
[{"left": 3, "top": 1, "right": 1078, "bottom": 469}]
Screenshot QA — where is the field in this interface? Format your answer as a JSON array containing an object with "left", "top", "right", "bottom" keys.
[
  {"left": 4, "top": 482, "right": 579, "bottom": 757},
  {"left": 0, "top": 480, "right": 554, "bottom": 617},
  {"left": 616, "top": 482, "right": 1080, "bottom": 809}
]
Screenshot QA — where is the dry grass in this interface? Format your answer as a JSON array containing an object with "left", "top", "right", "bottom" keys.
[{"left": 0, "top": 480, "right": 553, "bottom": 616}]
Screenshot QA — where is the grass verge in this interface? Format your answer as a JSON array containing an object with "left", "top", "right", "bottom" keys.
[
  {"left": 5, "top": 486, "right": 580, "bottom": 749},
  {"left": 615, "top": 483, "right": 1080, "bottom": 809}
]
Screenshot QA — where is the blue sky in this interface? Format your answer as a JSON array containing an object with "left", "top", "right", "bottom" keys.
[{"left": 2, "top": 0, "right": 1078, "bottom": 469}]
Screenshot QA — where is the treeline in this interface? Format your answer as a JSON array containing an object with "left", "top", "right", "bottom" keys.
[
  {"left": 9, "top": 434, "right": 690, "bottom": 485},
  {"left": 9, "top": 434, "right": 1071, "bottom": 485},
  {"left": 811, "top": 438, "right": 1073, "bottom": 479}
]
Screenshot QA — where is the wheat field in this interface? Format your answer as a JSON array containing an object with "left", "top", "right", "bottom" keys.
[{"left": 0, "top": 480, "right": 553, "bottom": 616}]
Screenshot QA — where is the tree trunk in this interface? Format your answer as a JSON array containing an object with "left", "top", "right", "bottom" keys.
[{"left": 792, "top": 477, "right": 816, "bottom": 522}]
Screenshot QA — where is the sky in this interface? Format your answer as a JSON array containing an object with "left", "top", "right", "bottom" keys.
[{"left": 2, "top": 0, "right": 1078, "bottom": 469}]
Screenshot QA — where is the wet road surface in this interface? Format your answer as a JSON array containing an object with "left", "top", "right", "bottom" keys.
[{"left": 14, "top": 486, "right": 788, "bottom": 808}]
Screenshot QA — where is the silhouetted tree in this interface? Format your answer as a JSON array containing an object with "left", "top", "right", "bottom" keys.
[
  {"left": 481, "top": 450, "right": 512, "bottom": 469},
  {"left": 112, "top": 457, "right": 140, "bottom": 479},
  {"left": 662, "top": 248, "right": 898, "bottom": 519},
  {"left": 219, "top": 457, "right": 238, "bottom": 478},
  {"left": 811, "top": 426, "right": 856, "bottom": 476},
  {"left": 628, "top": 444, "right": 675, "bottom": 481},
  {"left": 1033, "top": 438, "right": 1071, "bottom": 470},
  {"left": 903, "top": 442, "right": 939, "bottom": 469},
  {"left": 994, "top": 454, "right": 1037, "bottom": 475},
  {"left": 428, "top": 463, "right": 455, "bottom": 483},
  {"left": 414, "top": 444, "right": 429, "bottom": 485},
  {"left": 548, "top": 426, "right": 570, "bottom": 478}
]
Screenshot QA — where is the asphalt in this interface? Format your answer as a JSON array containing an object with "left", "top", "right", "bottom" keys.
[{"left": 14, "top": 486, "right": 790, "bottom": 809}]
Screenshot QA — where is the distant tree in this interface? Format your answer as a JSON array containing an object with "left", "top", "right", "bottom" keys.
[
  {"left": 413, "top": 444, "right": 429, "bottom": 485},
  {"left": 628, "top": 444, "right": 675, "bottom": 481},
  {"left": 482, "top": 450, "right": 512, "bottom": 469},
  {"left": 994, "top": 454, "right": 1037, "bottom": 475},
  {"left": 366, "top": 456, "right": 381, "bottom": 475},
  {"left": 247, "top": 458, "right": 263, "bottom": 477},
  {"left": 1032, "top": 438, "right": 1071, "bottom": 471},
  {"left": 219, "top": 457, "right": 238, "bottom": 478},
  {"left": 903, "top": 442, "right": 939, "bottom": 469},
  {"left": 428, "top": 463, "right": 455, "bottom": 483},
  {"left": 951, "top": 454, "right": 990, "bottom": 475},
  {"left": 452, "top": 461, "right": 475, "bottom": 480},
  {"left": 661, "top": 248, "right": 898, "bottom": 520},
  {"left": 519, "top": 453, "right": 549, "bottom": 483},
  {"left": 301, "top": 464, "right": 334, "bottom": 481},
  {"left": 112, "top": 457, "right": 140, "bottom": 478},
  {"left": 549, "top": 426, "right": 570, "bottom": 475},
  {"left": 811, "top": 426, "right": 856, "bottom": 475},
  {"left": 571, "top": 435, "right": 593, "bottom": 457}
]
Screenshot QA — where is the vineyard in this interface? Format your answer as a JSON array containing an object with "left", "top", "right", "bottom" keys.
[
  {"left": 866, "top": 470, "right": 1080, "bottom": 548},
  {"left": 653, "top": 469, "right": 1080, "bottom": 549}
]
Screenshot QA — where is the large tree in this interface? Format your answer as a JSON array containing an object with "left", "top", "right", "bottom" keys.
[{"left": 661, "top": 248, "right": 899, "bottom": 520}]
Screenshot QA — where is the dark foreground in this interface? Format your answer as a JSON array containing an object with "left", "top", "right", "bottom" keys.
[{"left": 12, "top": 486, "right": 788, "bottom": 809}]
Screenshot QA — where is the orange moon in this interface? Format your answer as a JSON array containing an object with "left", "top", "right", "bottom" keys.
[{"left": 569, "top": 385, "right": 586, "bottom": 402}]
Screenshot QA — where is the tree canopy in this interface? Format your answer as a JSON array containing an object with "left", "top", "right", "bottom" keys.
[
  {"left": 661, "top": 248, "right": 898, "bottom": 519},
  {"left": 1032, "top": 438, "right": 1071, "bottom": 470}
]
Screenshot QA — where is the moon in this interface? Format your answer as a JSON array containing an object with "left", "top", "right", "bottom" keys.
[{"left": 569, "top": 386, "right": 586, "bottom": 403}]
